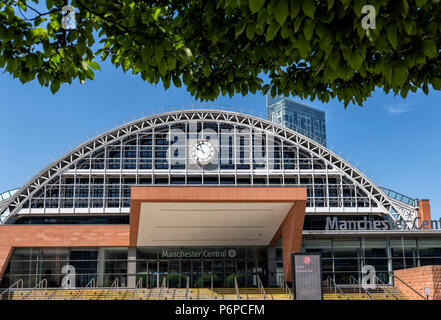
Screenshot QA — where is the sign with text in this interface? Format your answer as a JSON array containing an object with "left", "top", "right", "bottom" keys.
[{"left": 292, "top": 253, "right": 322, "bottom": 300}]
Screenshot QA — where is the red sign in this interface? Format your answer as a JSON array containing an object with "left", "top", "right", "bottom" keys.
[{"left": 304, "top": 256, "right": 311, "bottom": 265}]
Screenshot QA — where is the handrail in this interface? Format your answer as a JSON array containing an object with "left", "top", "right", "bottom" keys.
[
  {"left": 279, "top": 277, "right": 293, "bottom": 298},
  {"left": 256, "top": 275, "right": 266, "bottom": 300},
  {"left": 76, "top": 278, "right": 96, "bottom": 300},
  {"left": 129, "top": 277, "right": 143, "bottom": 300},
  {"left": 48, "top": 282, "right": 66, "bottom": 300},
  {"left": 234, "top": 277, "right": 240, "bottom": 300},
  {"left": 374, "top": 276, "right": 400, "bottom": 300},
  {"left": 185, "top": 277, "right": 190, "bottom": 300},
  {"left": 21, "top": 278, "right": 48, "bottom": 300},
  {"left": 157, "top": 277, "right": 167, "bottom": 300},
  {"left": 393, "top": 275, "right": 427, "bottom": 300},
  {"left": 326, "top": 276, "right": 348, "bottom": 300},
  {"left": 103, "top": 277, "right": 119, "bottom": 300},
  {"left": 349, "top": 275, "right": 374, "bottom": 300},
  {"left": 0, "top": 279, "right": 23, "bottom": 300},
  {"left": 211, "top": 275, "right": 214, "bottom": 299}
]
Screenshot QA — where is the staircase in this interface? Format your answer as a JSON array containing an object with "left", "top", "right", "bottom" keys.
[
  {"left": 1, "top": 285, "right": 409, "bottom": 300},
  {"left": 323, "top": 286, "right": 409, "bottom": 300}
]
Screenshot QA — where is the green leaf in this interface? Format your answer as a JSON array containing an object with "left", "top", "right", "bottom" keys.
[
  {"left": 246, "top": 23, "right": 256, "bottom": 40},
  {"left": 153, "top": 8, "right": 161, "bottom": 21},
  {"left": 327, "top": 0, "right": 334, "bottom": 10},
  {"left": 172, "top": 75, "right": 182, "bottom": 87},
  {"left": 155, "top": 45, "right": 164, "bottom": 63},
  {"left": 293, "top": 16, "right": 304, "bottom": 33},
  {"left": 392, "top": 66, "right": 408, "bottom": 87},
  {"left": 415, "top": 0, "right": 428, "bottom": 6},
  {"left": 37, "top": 73, "right": 45, "bottom": 86},
  {"left": 46, "top": 0, "right": 53, "bottom": 10},
  {"left": 404, "top": 21, "right": 417, "bottom": 35},
  {"left": 290, "top": 0, "right": 301, "bottom": 18},
  {"left": 422, "top": 40, "right": 437, "bottom": 58},
  {"left": 50, "top": 80, "right": 60, "bottom": 94},
  {"left": 122, "top": 59, "right": 131, "bottom": 72},
  {"left": 432, "top": 78, "right": 441, "bottom": 90},
  {"left": 158, "top": 59, "right": 167, "bottom": 76},
  {"left": 401, "top": 0, "right": 409, "bottom": 17},
  {"left": 280, "top": 23, "right": 290, "bottom": 39},
  {"left": 274, "top": 0, "right": 289, "bottom": 25},
  {"left": 422, "top": 83, "right": 429, "bottom": 95},
  {"left": 349, "top": 51, "right": 363, "bottom": 69},
  {"left": 302, "top": 0, "right": 315, "bottom": 18},
  {"left": 303, "top": 19, "right": 314, "bottom": 41},
  {"left": 167, "top": 57, "right": 176, "bottom": 71},
  {"left": 249, "top": 0, "right": 266, "bottom": 13},
  {"left": 353, "top": 0, "right": 366, "bottom": 18},
  {"left": 235, "top": 20, "right": 247, "bottom": 38},
  {"left": 387, "top": 25, "right": 398, "bottom": 49},
  {"left": 85, "top": 68, "right": 95, "bottom": 80},
  {"left": 327, "top": 50, "right": 340, "bottom": 71},
  {"left": 266, "top": 21, "right": 280, "bottom": 41},
  {"left": 141, "top": 47, "right": 152, "bottom": 62},
  {"left": 89, "top": 61, "right": 101, "bottom": 70}
]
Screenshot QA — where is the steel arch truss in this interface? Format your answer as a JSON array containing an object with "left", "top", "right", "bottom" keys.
[{"left": 2, "top": 110, "right": 418, "bottom": 224}]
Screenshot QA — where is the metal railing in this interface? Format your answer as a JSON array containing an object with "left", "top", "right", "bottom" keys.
[
  {"left": 157, "top": 277, "right": 167, "bottom": 300},
  {"left": 48, "top": 282, "right": 65, "bottom": 300},
  {"left": 393, "top": 275, "right": 427, "bottom": 300},
  {"left": 103, "top": 277, "right": 119, "bottom": 300},
  {"left": 21, "top": 278, "right": 47, "bottom": 300},
  {"left": 326, "top": 276, "right": 348, "bottom": 300},
  {"left": 256, "top": 275, "right": 266, "bottom": 300},
  {"left": 130, "top": 277, "right": 143, "bottom": 300},
  {"left": 234, "top": 277, "right": 240, "bottom": 300},
  {"left": 185, "top": 277, "right": 190, "bottom": 300},
  {"left": 76, "top": 278, "right": 96, "bottom": 300},
  {"left": 349, "top": 275, "right": 374, "bottom": 300},
  {"left": 211, "top": 275, "right": 214, "bottom": 299},
  {"left": 0, "top": 279, "right": 23, "bottom": 300},
  {"left": 374, "top": 276, "right": 400, "bottom": 300},
  {"left": 279, "top": 276, "right": 293, "bottom": 298}
]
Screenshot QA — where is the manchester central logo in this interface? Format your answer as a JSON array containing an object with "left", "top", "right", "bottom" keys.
[{"left": 227, "top": 249, "right": 237, "bottom": 258}]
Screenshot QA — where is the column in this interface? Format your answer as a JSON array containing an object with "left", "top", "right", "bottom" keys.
[
  {"left": 97, "top": 248, "right": 105, "bottom": 287},
  {"left": 267, "top": 246, "right": 277, "bottom": 287},
  {"left": 127, "top": 247, "right": 137, "bottom": 288}
]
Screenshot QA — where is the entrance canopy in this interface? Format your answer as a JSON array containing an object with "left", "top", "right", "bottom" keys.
[{"left": 130, "top": 186, "right": 307, "bottom": 282}]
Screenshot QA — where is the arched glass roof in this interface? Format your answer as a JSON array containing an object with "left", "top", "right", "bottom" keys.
[
  {"left": 0, "top": 109, "right": 418, "bottom": 225},
  {"left": 0, "top": 189, "right": 18, "bottom": 203},
  {"left": 380, "top": 187, "right": 418, "bottom": 207}
]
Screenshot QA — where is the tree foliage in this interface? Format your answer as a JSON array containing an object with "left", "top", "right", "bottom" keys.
[{"left": 0, "top": 0, "right": 440, "bottom": 106}]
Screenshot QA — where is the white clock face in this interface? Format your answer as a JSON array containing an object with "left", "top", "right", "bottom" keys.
[{"left": 191, "top": 140, "right": 215, "bottom": 165}]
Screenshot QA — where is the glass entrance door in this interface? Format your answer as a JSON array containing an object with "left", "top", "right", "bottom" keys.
[
  {"left": 145, "top": 260, "right": 157, "bottom": 288},
  {"left": 158, "top": 260, "right": 168, "bottom": 287}
]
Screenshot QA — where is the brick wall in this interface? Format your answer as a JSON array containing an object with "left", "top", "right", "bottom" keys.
[
  {"left": 0, "top": 225, "right": 130, "bottom": 281},
  {"left": 394, "top": 265, "right": 441, "bottom": 300}
]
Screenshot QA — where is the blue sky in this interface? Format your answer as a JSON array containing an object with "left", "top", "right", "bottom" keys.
[{"left": 1, "top": 61, "right": 440, "bottom": 218}]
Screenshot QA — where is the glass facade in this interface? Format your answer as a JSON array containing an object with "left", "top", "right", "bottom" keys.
[
  {"left": 2, "top": 247, "right": 128, "bottom": 288},
  {"left": 1, "top": 246, "right": 269, "bottom": 289},
  {"left": 3, "top": 238, "right": 441, "bottom": 288},
  {"left": 302, "top": 236, "right": 441, "bottom": 285},
  {"left": 135, "top": 247, "right": 268, "bottom": 288},
  {"left": 267, "top": 95, "right": 327, "bottom": 146}
]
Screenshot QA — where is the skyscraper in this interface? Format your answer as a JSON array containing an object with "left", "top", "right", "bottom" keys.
[{"left": 266, "top": 94, "right": 327, "bottom": 146}]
